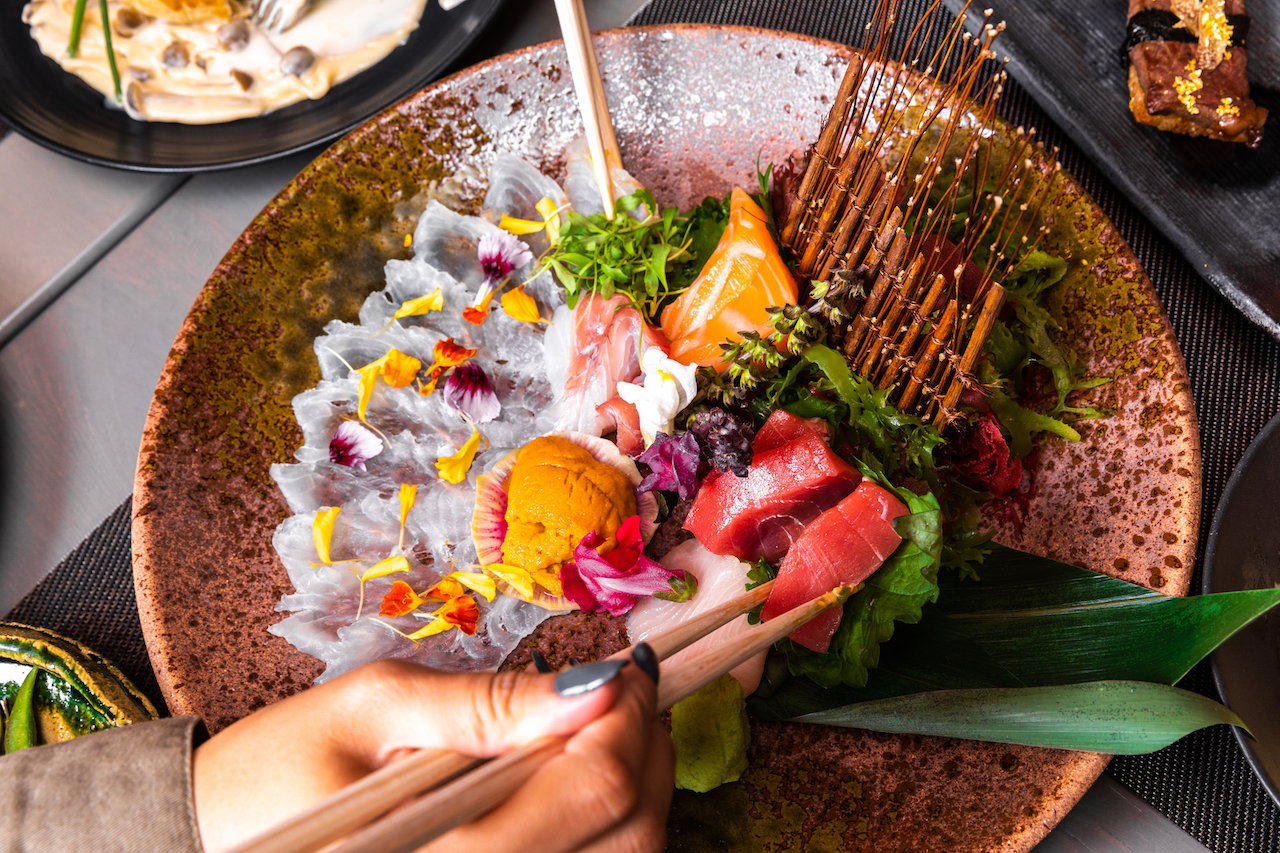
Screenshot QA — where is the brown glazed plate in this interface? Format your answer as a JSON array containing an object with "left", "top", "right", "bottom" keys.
[
  {"left": 1206, "top": 411, "right": 1280, "bottom": 809},
  {"left": 132, "top": 26, "right": 1201, "bottom": 852}
]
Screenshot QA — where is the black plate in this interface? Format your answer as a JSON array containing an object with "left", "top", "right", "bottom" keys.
[
  {"left": 1205, "top": 410, "right": 1280, "bottom": 808},
  {"left": 945, "top": 0, "right": 1280, "bottom": 341},
  {"left": 0, "top": 0, "right": 503, "bottom": 172}
]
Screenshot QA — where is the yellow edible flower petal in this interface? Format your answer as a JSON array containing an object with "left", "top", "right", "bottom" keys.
[
  {"left": 483, "top": 563, "right": 536, "bottom": 600},
  {"left": 360, "top": 555, "right": 411, "bottom": 583},
  {"left": 501, "top": 285, "right": 544, "bottom": 324},
  {"left": 435, "top": 428, "right": 483, "bottom": 484},
  {"left": 312, "top": 507, "right": 341, "bottom": 564},
  {"left": 397, "top": 483, "right": 418, "bottom": 551},
  {"left": 448, "top": 571, "right": 497, "bottom": 602},
  {"left": 535, "top": 197, "right": 563, "bottom": 244},
  {"left": 498, "top": 213, "right": 546, "bottom": 235},
  {"left": 406, "top": 616, "right": 453, "bottom": 640},
  {"left": 393, "top": 289, "right": 444, "bottom": 321},
  {"left": 356, "top": 362, "right": 381, "bottom": 422}
]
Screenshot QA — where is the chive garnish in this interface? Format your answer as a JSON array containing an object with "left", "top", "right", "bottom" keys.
[
  {"left": 98, "top": 0, "right": 123, "bottom": 102},
  {"left": 67, "top": 0, "right": 89, "bottom": 57}
]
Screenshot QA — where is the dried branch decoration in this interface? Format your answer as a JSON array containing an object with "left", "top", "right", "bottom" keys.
[{"left": 779, "top": 0, "right": 1061, "bottom": 431}]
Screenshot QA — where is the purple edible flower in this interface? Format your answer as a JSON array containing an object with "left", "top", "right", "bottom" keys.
[
  {"left": 636, "top": 431, "right": 703, "bottom": 500},
  {"left": 477, "top": 230, "right": 533, "bottom": 285},
  {"left": 443, "top": 362, "right": 501, "bottom": 423},
  {"left": 561, "top": 517, "right": 683, "bottom": 616},
  {"left": 329, "top": 420, "right": 383, "bottom": 470}
]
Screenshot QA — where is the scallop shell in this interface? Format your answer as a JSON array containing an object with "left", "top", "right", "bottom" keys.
[{"left": 470, "top": 431, "right": 660, "bottom": 611}]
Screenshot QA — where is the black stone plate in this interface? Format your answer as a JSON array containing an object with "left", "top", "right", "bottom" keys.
[
  {"left": 0, "top": 0, "right": 503, "bottom": 172},
  {"left": 945, "top": 0, "right": 1280, "bottom": 340},
  {"left": 1206, "top": 410, "right": 1280, "bottom": 808}
]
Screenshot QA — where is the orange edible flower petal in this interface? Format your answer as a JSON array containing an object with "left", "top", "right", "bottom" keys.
[
  {"left": 418, "top": 366, "right": 444, "bottom": 396},
  {"left": 406, "top": 594, "right": 481, "bottom": 639},
  {"left": 312, "top": 507, "right": 341, "bottom": 564},
  {"left": 501, "top": 285, "right": 543, "bottom": 324},
  {"left": 425, "top": 576, "right": 466, "bottom": 601},
  {"left": 435, "top": 427, "right": 484, "bottom": 484},
  {"left": 380, "top": 580, "right": 426, "bottom": 617},
  {"left": 433, "top": 337, "right": 477, "bottom": 368},
  {"left": 463, "top": 304, "right": 491, "bottom": 325},
  {"left": 403, "top": 233, "right": 413, "bottom": 248},
  {"left": 382, "top": 351, "right": 422, "bottom": 389}
]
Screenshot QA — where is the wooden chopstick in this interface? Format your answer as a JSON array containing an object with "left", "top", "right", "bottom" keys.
[
  {"left": 229, "top": 580, "right": 777, "bottom": 853},
  {"left": 553, "top": 0, "right": 621, "bottom": 219},
  {"left": 325, "top": 585, "right": 851, "bottom": 853}
]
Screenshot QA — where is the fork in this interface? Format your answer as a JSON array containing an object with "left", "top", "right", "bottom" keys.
[{"left": 250, "top": 0, "right": 313, "bottom": 34}]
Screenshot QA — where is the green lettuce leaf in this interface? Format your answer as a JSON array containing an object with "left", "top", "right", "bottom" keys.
[{"left": 779, "top": 484, "right": 943, "bottom": 688}]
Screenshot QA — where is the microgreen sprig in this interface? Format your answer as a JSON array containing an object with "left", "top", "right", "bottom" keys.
[{"left": 66, "top": 0, "right": 122, "bottom": 102}]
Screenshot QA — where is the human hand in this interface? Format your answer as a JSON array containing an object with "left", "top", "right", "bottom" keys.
[{"left": 192, "top": 659, "right": 673, "bottom": 853}]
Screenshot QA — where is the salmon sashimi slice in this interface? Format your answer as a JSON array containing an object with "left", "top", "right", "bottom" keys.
[
  {"left": 684, "top": 411, "right": 860, "bottom": 563},
  {"left": 660, "top": 187, "right": 799, "bottom": 368},
  {"left": 760, "top": 480, "right": 909, "bottom": 653}
]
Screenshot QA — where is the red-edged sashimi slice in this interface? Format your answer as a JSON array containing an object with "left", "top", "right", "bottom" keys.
[
  {"left": 752, "top": 409, "right": 831, "bottom": 453},
  {"left": 685, "top": 424, "right": 860, "bottom": 562},
  {"left": 760, "top": 480, "right": 910, "bottom": 653}
]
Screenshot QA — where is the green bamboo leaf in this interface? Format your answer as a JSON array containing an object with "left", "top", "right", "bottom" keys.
[
  {"left": 750, "top": 544, "right": 1280, "bottom": 719},
  {"left": 794, "top": 680, "right": 1246, "bottom": 754}
]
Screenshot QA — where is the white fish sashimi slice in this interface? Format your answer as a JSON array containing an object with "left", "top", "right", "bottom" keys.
[
  {"left": 626, "top": 539, "right": 767, "bottom": 695},
  {"left": 563, "top": 135, "right": 648, "bottom": 218},
  {"left": 483, "top": 153, "right": 569, "bottom": 258}
]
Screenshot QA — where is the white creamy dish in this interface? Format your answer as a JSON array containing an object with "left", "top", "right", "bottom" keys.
[{"left": 23, "top": 0, "right": 429, "bottom": 123}]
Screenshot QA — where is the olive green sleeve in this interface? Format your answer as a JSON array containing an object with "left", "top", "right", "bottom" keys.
[{"left": 0, "top": 716, "right": 203, "bottom": 852}]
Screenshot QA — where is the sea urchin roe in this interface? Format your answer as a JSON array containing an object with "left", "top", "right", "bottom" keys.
[
  {"left": 501, "top": 436, "right": 637, "bottom": 573},
  {"left": 23, "top": 0, "right": 428, "bottom": 124}
]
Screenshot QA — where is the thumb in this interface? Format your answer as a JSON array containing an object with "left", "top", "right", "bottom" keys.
[{"left": 342, "top": 660, "right": 624, "bottom": 763}]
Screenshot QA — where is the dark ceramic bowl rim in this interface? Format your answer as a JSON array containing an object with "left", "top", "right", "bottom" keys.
[
  {"left": 0, "top": 0, "right": 504, "bottom": 173},
  {"left": 1205, "top": 409, "right": 1280, "bottom": 808}
]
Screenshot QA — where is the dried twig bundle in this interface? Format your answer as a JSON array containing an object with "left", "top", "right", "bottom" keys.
[{"left": 779, "top": 0, "right": 1061, "bottom": 431}]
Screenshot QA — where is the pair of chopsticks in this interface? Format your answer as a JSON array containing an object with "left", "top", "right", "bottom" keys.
[
  {"left": 229, "top": 580, "right": 851, "bottom": 853},
  {"left": 553, "top": 0, "right": 622, "bottom": 220}
]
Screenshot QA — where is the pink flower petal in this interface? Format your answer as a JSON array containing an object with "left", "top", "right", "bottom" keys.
[
  {"left": 443, "top": 362, "right": 501, "bottom": 423},
  {"left": 477, "top": 230, "right": 533, "bottom": 285},
  {"left": 562, "top": 517, "right": 684, "bottom": 616},
  {"left": 329, "top": 420, "right": 383, "bottom": 470}
]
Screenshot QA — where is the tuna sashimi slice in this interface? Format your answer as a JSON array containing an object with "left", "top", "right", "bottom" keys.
[
  {"left": 752, "top": 409, "right": 830, "bottom": 453},
  {"left": 684, "top": 425, "right": 860, "bottom": 563},
  {"left": 760, "top": 480, "right": 909, "bottom": 653}
]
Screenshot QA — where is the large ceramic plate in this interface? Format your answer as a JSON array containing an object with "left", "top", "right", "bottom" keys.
[
  {"left": 132, "top": 26, "right": 1201, "bottom": 852},
  {"left": 0, "top": 0, "right": 502, "bottom": 172},
  {"left": 944, "top": 0, "right": 1280, "bottom": 340},
  {"left": 1206, "top": 412, "right": 1280, "bottom": 808}
]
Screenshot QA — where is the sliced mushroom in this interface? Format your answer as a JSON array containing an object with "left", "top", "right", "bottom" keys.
[
  {"left": 216, "top": 19, "right": 251, "bottom": 52},
  {"left": 113, "top": 7, "right": 149, "bottom": 37},
  {"left": 279, "top": 45, "right": 315, "bottom": 77},
  {"left": 161, "top": 41, "right": 190, "bottom": 69},
  {"left": 232, "top": 69, "right": 254, "bottom": 91},
  {"left": 127, "top": 66, "right": 153, "bottom": 82}
]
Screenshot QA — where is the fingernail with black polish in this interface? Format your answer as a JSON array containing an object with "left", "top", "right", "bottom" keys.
[
  {"left": 631, "top": 642, "right": 660, "bottom": 684},
  {"left": 553, "top": 658, "right": 628, "bottom": 697},
  {"left": 530, "top": 649, "right": 552, "bottom": 673}
]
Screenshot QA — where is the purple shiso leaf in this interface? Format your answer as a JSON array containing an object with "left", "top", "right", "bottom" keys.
[
  {"left": 329, "top": 420, "right": 384, "bottom": 470},
  {"left": 637, "top": 431, "right": 703, "bottom": 499},
  {"left": 477, "top": 230, "right": 534, "bottom": 285},
  {"left": 443, "top": 362, "right": 501, "bottom": 423},
  {"left": 562, "top": 524, "right": 683, "bottom": 616}
]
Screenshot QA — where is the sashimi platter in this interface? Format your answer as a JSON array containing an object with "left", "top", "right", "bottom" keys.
[{"left": 133, "top": 13, "right": 1206, "bottom": 853}]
